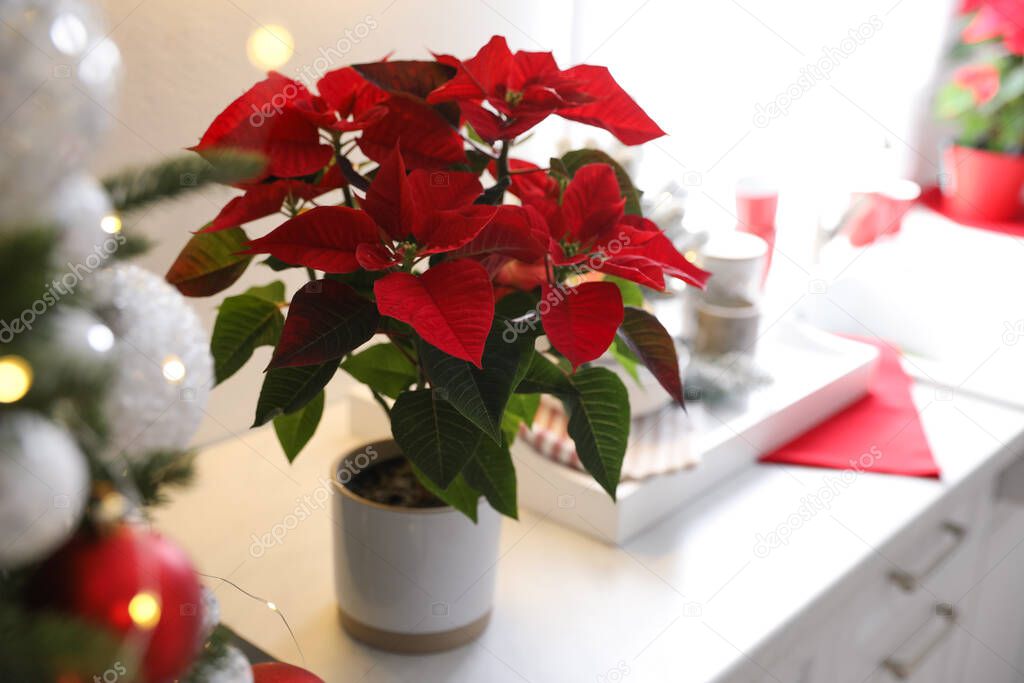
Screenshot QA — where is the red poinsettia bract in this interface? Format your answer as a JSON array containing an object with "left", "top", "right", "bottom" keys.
[
  {"left": 243, "top": 145, "right": 498, "bottom": 366},
  {"left": 428, "top": 35, "right": 666, "bottom": 144}
]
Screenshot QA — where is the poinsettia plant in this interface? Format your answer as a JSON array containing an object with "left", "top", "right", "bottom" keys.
[
  {"left": 167, "top": 35, "right": 709, "bottom": 519},
  {"left": 936, "top": 0, "right": 1024, "bottom": 153}
]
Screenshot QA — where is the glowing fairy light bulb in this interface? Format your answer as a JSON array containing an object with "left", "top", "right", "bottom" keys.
[
  {"left": 161, "top": 355, "right": 186, "bottom": 383},
  {"left": 100, "top": 213, "right": 122, "bottom": 234},
  {"left": 128, "top": 591, "right": 162, "bottom": 630},
  {"left": 246, "top": 24, "right": 294, "bottom": 70},
  {"left": 0, "top": 355, "right": 33, "bottom": 403},
  {"left": 87, "top": 323, "right": 115, "bottom": 353}
]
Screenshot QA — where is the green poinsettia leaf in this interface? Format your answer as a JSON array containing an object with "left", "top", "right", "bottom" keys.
[
  {"left": 210, "top": 292, "right": 284, "bottom": 384},
  {"left": 462, "top": 437, "right": 518, "bottom": 519},
  {"left": 273, "top": 390, "right": 325, "bottom": 462},
  {"left": 515, "top": 355, "right": 631, "bottom": 498},
  {"left": 561, "top": 148, "right": 642, "bottom": 215},
  {"left": 935, "top": 83, "right": 976, "bottom": 120},
  {"left": 165, "top": 227, "right": 252, "bottom": 297},
  {"left": 341, "top": 343, "right": 418, "bottom": 399},
  {"left": 610, "top": 336, "right": 641, "bottom": 384},
  {"left": 419, "top": 326, "right": 534, "bottom": 443},
  {"left": 253, "top": 361, "right": 338, "bottom": 427},
  {"left": 243, "top": 281, "right": 286, "bottom": 303},
  {"left": 409, "top": 463, "right": 480, "bottom": 522},
  {"left": 501, "top": 393, "right": 540, "bottom": 444},
  {"left": 605, "top": 275, "right": 645, "bottom": 308},
  {"left": 391, "top": 389, "right": 484, "bottom": 489},
  {"left": 563, "top": 367, "right": 630, "bottom": 499},
  {"left": 515, "top": 351, "right": 573, "bottom": 397}
]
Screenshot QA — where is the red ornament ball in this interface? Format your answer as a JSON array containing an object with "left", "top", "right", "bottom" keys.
[
  {"left": 252, "top": 662, "right": 325, "bottom": 683},
  {"left": 33, "top": 524, "right": 204, "bottom": 683}
]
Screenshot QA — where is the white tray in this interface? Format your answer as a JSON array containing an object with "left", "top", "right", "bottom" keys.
[{"left": 513, "top": 324, "right": 880, "bottom": 544}]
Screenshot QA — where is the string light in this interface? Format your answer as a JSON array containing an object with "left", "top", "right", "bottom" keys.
[
  {"left": 0, "top": 355, "right": 33, "bottom": 403},
  {"left": 684, "top": 250, "right": 698, "bottom": 263},
  {"left": 198, "top": 572, "right": 304, "bottom": 665},
  {"left": 161, "top": 355, "right": 186, "bottom": 383},
  {"left": 100, "top": 213, "right": 122, "bottom": 234},
  {"left": 246, "top": 24, "right": 294, "bottom": 70},
  {"left": 128, "top": 591, "right": 162, "bottom": 630}
]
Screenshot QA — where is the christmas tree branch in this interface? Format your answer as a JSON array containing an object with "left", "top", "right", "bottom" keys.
[
  {"left": 124, "top": 449, "right": 197, "bottom": 507},
  {"left": 102, "top": 150, "right": 266, "bottom": 214}
]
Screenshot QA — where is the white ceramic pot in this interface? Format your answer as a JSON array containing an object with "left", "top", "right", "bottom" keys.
[{"left": 330, "top": 440, "right": 501, "bottom": 653}]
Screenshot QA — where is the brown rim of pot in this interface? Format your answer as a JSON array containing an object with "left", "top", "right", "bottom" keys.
[{"left": 329, "top": 439, "right": 464, "bottom": 515}]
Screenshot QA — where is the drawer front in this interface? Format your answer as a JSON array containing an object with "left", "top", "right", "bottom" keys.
[{"left": 825, "top": 493, "right": 985, "bottom": 683}]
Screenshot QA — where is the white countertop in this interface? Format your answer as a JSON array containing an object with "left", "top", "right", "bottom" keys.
[{"left": 154, "top": 377, "right": 1024, "bottom": 683}]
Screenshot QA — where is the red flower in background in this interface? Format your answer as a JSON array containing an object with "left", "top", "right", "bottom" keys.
[
  {"left": 953, "top": 63, "right": 1001, "bottom": 105},
  {"left": 962, "top": 0, "right": 1024, "bottom": 55},
  {"left": 428, "top": 35, "right": 666, "bottom": 144}
]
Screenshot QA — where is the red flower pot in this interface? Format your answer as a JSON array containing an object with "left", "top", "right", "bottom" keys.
[{"left": 942, "top": 145, "right": 1024, "bottom": 222}]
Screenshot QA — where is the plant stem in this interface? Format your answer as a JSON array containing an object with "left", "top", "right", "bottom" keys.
[
  {"left": 369, "top": 388, "right": 391, "bottom": 419},
  {"left": 495, "top": 139, "right": 511, "bottom": 180}
]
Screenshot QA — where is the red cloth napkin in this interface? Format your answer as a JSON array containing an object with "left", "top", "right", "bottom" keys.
[
  {"left": 919, "top": 185, "right": 1024, "bottom": 238},
  {"left": 760, "top": 339, "right": 940, "bottom": 478}
]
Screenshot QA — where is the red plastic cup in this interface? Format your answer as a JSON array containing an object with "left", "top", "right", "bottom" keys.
[{"left": 736, "top": 177, "right": 778, "bottom": 287}]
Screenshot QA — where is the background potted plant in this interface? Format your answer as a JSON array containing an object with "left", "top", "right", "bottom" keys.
[
  {"left": 167, "top": 35, "right": 709, "bottom": 652},
  {"left": 936, "top": 0, "right": 1024, "bottom": 221}
]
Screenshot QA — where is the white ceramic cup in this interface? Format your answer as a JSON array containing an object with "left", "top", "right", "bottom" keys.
[{"left": 696, "top": 231, "right": 769, "bottom": 306}]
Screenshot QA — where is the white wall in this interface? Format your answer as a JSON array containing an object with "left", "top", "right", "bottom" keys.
[
  {"left": 567, "top": 0, "right": 958, "bottom": 262},
  {"left": 92, "top": 0, "right": 574, "bottom": 446}
]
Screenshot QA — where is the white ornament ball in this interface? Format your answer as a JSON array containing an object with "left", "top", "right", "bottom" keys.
[
  {"left": 0, "top": 411, "right": 89, "bottom": 569},
  {"left": 205, "top": 645, "right": 254, "bottom": 683},
  {"left": 87, "top": 265, "right": 213, "bottom": 462},
  {"left": 0, "top": 0, "right": 122, "bottom": 214}
]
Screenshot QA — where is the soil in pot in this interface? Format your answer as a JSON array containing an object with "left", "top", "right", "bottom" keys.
[{"left": 344, "top": 457, "right": 444, "bottom": 509}]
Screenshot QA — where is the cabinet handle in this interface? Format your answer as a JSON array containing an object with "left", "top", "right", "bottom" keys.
[
  {"left": 888, "top": 522, "right": 966, "bottom": 592},
  {"left": 881, "top": 604, "right": 956, "bottom": 679}
]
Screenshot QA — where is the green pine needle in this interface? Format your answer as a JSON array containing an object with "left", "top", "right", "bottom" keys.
[{"left": 102, "top": 150, "right": 266, "bottom": 214}]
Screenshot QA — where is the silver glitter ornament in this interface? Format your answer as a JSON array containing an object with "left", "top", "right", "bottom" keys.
[{"left": 87, "top": 264, "right": 213, "bottom": 462}]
